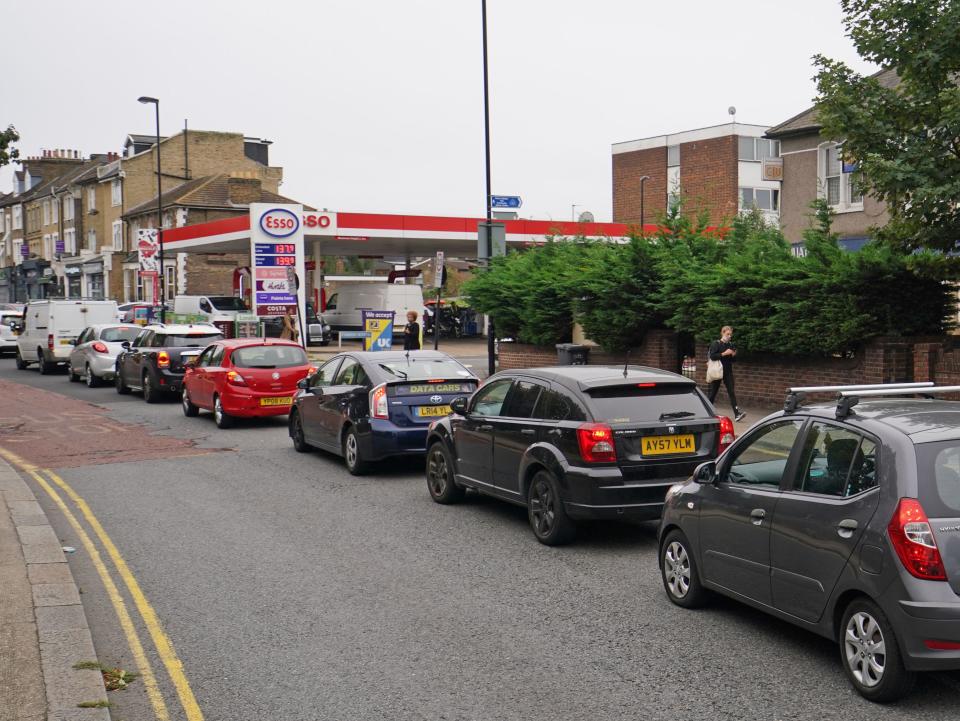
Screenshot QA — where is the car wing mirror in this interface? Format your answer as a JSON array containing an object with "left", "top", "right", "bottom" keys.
[
  {"left": 297, "top": 378, "right": 309, "bottom": 390},
  {"left": 449, "top": 396, "right": 469, "bottom": 415},
  {"left": 694, "top": 461, "right": 717, "bottom": 485},
  {"left": 121, "top": 341, "right": 131, "bottom": 350},
  {"left": 69, "top": 339, "right": 77, "bottom": 346}
]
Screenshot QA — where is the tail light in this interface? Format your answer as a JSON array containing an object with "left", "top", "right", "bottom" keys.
[
  {"left": 226, "top": 370, "right": 246, "bottom": 386},
  {"left": 157, "top": 351, "right": 170, "bottom": 368},
  {"left": 577, "top": 423, "right": 616, "bottom": 463},
  {"left": 306, "top": 366, "right": 317, "bottom": 376},
  {"left": 47, "top": 334, "right": 54, "bottom": 350},
  {"left": 370, "top": 384, "right": 388, "bottom": 419},
  {"left": 888, "top": 498, "right": 947, "bottom": 581},
  {"left": 717, "top": 415, "right": 735, "bottom": 454},
  {"left": 91, "top": 342, "right": 108, "bottom": 354}
]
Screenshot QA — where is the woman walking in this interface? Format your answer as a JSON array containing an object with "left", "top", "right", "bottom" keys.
[{"left": 707, "top": 326, "right": 745, "bottom": 422}]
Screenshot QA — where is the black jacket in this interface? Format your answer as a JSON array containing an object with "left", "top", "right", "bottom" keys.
[
  {"left": 708, "top": 340, "right": 736, "bottom": 372},
  {"left": 403, "top": 322, "right": 421, "bottom": 350}
]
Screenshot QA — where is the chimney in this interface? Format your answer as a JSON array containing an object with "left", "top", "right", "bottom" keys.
[{"left": 227, "top": 177, "right": 263, "bottom": 205}]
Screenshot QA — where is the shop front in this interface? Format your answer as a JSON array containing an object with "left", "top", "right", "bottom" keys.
[
  {"left": 0, "top": 267, "right": 12, "bottom": 304},
  {"left": 83, "top": 259, "right": 105, "bottom": 300}
]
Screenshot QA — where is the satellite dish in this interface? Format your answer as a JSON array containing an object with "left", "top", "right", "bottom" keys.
[
  {"left": 728, "top": 106, "right": 737, "bottom": 116},
  {"left": 578, "top": 211, "right": 595, "bottom": 223}
]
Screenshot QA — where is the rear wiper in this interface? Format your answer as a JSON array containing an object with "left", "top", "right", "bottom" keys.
[
  {"left": 659, "top": 411, "right": 696, "bottom": 421},
  {"left": 249, "top": 365, "right": 277, "bottom": 369},
  {"left": 379, "top": 364, "right": 407, "bottom": 380}
]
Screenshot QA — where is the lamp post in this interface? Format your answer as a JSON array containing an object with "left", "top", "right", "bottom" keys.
[
  {"left": 481, "top": 0, "right": 495, "bottom": 377},
  {"left": 639, "top": 175, "right": 651, "bottom": 235},
  {"left": 138, "top": 96, "right": 165, "bottom": 322}
]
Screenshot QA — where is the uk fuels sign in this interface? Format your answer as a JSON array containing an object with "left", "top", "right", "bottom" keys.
[
  {"left": 250, "top": 203, "right": 306, "bottom": 325},
  {"left": 362, "top": 310, "right": 395, "bottom": 351}
]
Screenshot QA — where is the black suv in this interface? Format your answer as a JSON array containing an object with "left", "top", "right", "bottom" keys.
[
  {"left": 425, "top": 366, "right": 734, "bottom": 545},
  {"left": 659, "top": 383, "right": 960, "bottom": 702}
]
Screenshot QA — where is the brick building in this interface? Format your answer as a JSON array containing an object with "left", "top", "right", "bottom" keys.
[{"left": 611, "top": 123, "right": 781, "bottom": 228}]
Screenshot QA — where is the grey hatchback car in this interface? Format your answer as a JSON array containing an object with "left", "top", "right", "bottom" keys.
[{"left": 659, "top": 383, "right": 960, "bottom": 702}]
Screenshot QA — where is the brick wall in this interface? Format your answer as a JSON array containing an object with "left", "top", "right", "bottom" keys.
[
  {"left": 679, "top": 135, "right": 738, "bottom": 227},
  {"left": 612, "top": 146, "right": 667, "bottom": 225},
  {"left": 499, "top": 329, "right": 680, "bottom": 372},
  {"left": 184, "top": 253, "right": 248, "bottom": 295}
]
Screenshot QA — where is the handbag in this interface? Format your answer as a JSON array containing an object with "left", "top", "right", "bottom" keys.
[{"left": 706, "top": 358, "right": 724, "bottom": 383}]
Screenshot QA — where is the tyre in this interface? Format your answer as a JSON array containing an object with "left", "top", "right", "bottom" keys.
[
  {"left": 426, "top": 442, "right": 465, "bottom": 503},
  {"left": 660, "top": 529, "right": 708, "bottom": 608},
  {"left": 343, "top": 426, "right": 369, "bottom": 475},
  {"left": 142, "top": 373, "right": 159, "bottom": 404},
  {"left": 38, "top": 348, "right": 55, "bottom": 375},
  {"left": 15, "top": 349, "right": 27, "bottom": 370},
  {"left": 526, "top": 470, "right": 576, "bottom": 545},
  {"left": 289, "top": 410, "right": 312, "bottom": 452},
  {"left": 67, "top": 361, "right": 80, "bottom": 382},
  {"left": 840, "top": 598, "right": 915, "bottom": 702},
  {"left": 182, "top": 388, "right": 199, "bottom": 417},
  {"left": 115, "top": 367, "right": 130, "bottom": 394},
  {"left": 213, "top": 395, "right": 233, "bottom": 429},
  {"left": 85, "top": 365, "right": 100, "bottom": 388}
]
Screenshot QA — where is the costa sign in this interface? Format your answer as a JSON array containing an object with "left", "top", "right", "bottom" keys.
[{"left": 259, "top": 208, "right": 300, "bottom": 238}]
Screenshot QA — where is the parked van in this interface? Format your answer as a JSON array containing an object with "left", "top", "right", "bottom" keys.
[
  {"left": 323, "top": 283, "right": 424, "bottom": 335},
  {"left": 173, "top": 295, "right": 249, "bottom": 324},
  {"left": 0, "top": 309, "right": 23, "bottom": 355},
  {"left": 16, "top": 300, "right": 118, "bottom": 373}
]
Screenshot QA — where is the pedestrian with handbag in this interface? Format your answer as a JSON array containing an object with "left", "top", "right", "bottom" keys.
[{"left": 706, "top": 325, "right": 745, "bottom": 422}]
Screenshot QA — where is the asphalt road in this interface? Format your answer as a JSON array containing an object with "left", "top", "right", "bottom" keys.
[{"left": 2, "top": 359, "right": 960, "bottom": 721}]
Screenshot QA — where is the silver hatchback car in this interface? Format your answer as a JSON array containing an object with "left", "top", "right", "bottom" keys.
[{"left": 67, "top": 324, "right": 142, "bottom": 387}]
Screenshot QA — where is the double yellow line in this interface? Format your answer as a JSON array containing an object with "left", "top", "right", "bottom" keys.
[{"left": 0, "top": 448, "right": 204, "bottom": 721}]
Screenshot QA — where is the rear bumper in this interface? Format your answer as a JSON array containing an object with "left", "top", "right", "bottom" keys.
[
  {"left": 220, "top": 391, "right": 295, "bottom": 418},
  {"left": 0, "top": 338, "right": 16, "bottom": 351},
  {"left": 358, "top": 419, "right": 429, "bottom": 460},
  {"left": 155, "top": 369, "right": 185, "bottom": 394},
  {"left": 892, "top": 599, "right": 960, "bottom": 671},
  {"left": 88, "top": 355, "right": 118, "bottom": 379},
  {"left": 561, "top": 466, "right": 686, "bottom": 522}
]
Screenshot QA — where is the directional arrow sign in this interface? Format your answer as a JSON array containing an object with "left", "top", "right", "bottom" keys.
[{"left": 490, "top": 195, "right": 522, "bottom": 209}]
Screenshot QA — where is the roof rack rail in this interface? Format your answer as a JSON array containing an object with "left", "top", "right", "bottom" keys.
[
  {"left": 834, "top": 384, "right": 960, "bottom": 419},
  {"left": 783, "top": 382, "right": 933, "bottom": 413}
]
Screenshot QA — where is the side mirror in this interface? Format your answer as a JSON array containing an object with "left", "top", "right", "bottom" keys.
[
  {"left": 69, "top": 339, "right": 77, "bottom": 346},
  {"left": 297, "top": 378, "right": 308, "bottom": 390},
  {"left": 449, "top": 396, "right": 469, "bottom": 415},
  {"left": 184, "top": 356, "right": 199, "bottom": 368},
  {"left": 694, "top": 461, "right": 717, "bottom": 485},
  {"left": 121, "top": 341, "right": 131, "bottom": 350}
]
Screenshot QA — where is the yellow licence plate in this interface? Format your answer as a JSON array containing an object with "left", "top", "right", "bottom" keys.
[
  {"left": 59, "top": 339, "right": 73, "bottom": 345},
  {"left": 260, "top": 397, "right": 293, "bottom": 407},
  {"left": 416, "top": 405, "right": 452, "bottom": 417},
  {"left": 641, "top": 434, "right": 696, "bottom": 456}
]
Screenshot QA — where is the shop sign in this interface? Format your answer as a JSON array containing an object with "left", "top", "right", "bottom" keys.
[
  {"left": 138, "top": 229, "right": 160, "bottom": 273},
  {"left": 251, "top": 204, "right": 305, "bottom": 322},
  {"left": 761, "top": 158, "right": 784, "bottom": 182},
  {"left": 362, "top": 310, "right": 395, "bottom": 351}
]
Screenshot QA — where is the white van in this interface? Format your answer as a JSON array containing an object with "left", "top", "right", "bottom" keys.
[
  {"left": 16, "top": 300, "right": 119, "bottom": 373},
  {"left": 0, "top": 309, "right": 23, "bottom": 355},
  {"left": 323, "top": 283, "right": 425, "bottom": 335},
  {"left": 173, "top": 295, "right": 249, "bottom": 323}
]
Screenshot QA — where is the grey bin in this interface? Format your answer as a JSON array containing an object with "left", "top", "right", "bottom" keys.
[{"left": 556, "top": 343, "right": 590, "bottom": 366}]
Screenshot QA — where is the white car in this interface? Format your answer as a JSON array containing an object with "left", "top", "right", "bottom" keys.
[
  {"left": 67, "top": 324, "right": 142, "bottom": 387},
  {"left": 0, "top": 309, "right": 23, "bottom": 356}
]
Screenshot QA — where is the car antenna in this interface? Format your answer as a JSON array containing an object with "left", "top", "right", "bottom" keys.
[{"left": 623, "top": 349, "right": 630, "bottom": 378}]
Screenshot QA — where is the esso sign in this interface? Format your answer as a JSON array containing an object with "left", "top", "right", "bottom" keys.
[
  {"left": 303, "top": 213, "right": 333, "bottom": 230},
  {"left": 259, "top": 208, "right": 300, "bottom": 238}
]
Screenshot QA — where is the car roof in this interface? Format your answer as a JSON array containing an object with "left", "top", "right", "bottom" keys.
[
  {"left": 215, "top": 338, "right": 304, "bottom": 349},
  {"left": 348, "top": 350, "right": 460, "bottom": 362},
  {"left": 790, "top": 398, "right": 960, "bottom": 444},
  {"left": 142, "top": 324, "right": 221, "bottom": 334},
  {"left": 499, "top": 365, "right": 695, "bottom": 391}
]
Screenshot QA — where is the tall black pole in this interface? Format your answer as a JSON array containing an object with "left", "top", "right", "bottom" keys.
[
  {"left": 482, "top": 0, "right": 495, "bottom": 377},
  {"left": 640, "top": 175, "right": 647, "bottom": 236},
  {"left": 154, "top": 102, "right": 165, "bottom": 323}
]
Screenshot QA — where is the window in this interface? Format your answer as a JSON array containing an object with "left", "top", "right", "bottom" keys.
[
  {"left": 75, "top": 329, "right": 92, "bottom": 346},
  {"left": 0, "top": 211, "right": 4, "bottom": 233},
  {"left": 87, "top": 186, "right": 96, "bottom": 212},
  {"left": 232, "top": 345, "right": 309, "bottom": 369},
  {"left": 334, "top": 358, "right": 367, "bottom": 385},
  {"left": 471, "top": 379, "right": 514, "bottom": 416},
  {"left": 133, "top": 330, "right": 152, "bottom": 348},
  {"left": 915, "top": 442, "right": 960, "bottom": 516},
  {"left": 667, "top": 144, "right": 680, "bottom": 167},
  {"left": 195, "top": 346, "right": 217, "bottom": 368},
  {"left": 112, "top": 221, "right": 123, "bottom": 250},
  {"left": 738, "top": 187, "right": 780, "bottom": 212},
  {"left": 42, "top": 200, "right": 50, "bottom": 226},
  {"left": 100, "top": 327, "right": 140, "bottom": 343},
  {"left": 13, "top": 206, "right": 21, "bottom": 230},
  {"left": 502, "top": 380, "right": 543, "bottom": 419},
  {"left": 165, "top": 265, "right": 175, "bottom": 300},
  {"left": 111, "top": 179, "right": 122, "bottom": 207},
  {"left": 724, "top": 420, "right": 804, "bottom": 488},
  {"left": 585, "top": 383, "right": 709, "bottom": 424},
  {"left": 64, "top": 228, "right": 76, "bottom": 254},
  {"left": 51, "top": 200, "right": 58, "bottom": 224},
  {"left": 820, "top": 143, "right": 863, "bottom": 210},
  {"left": 309, "top": 359, "right": 341, "bottom": 388},
  {"left": 794, "top": 423, "right": 878, "bottom": 496},
  {"left": 325, "top": 293, "right": 338, "bottom": 310},
  {"left": 87, "top": 229, "right": 97, "bottom": 251},
  {"left": 51, "top": 232, "right": 59, "bottom": 256},
  {"left": 739, "top": 137, "right": 780, "bottom": 161},
  {"left": 63, "top": 196, "right": 74, "bottom": 221},
  {"left": 42, "top": 234, "right": 51, "bottom": 258}
]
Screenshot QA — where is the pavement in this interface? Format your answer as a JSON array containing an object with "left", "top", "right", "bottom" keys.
[{"left": 0, "top": 456, "right": 110, "bottom": 721}]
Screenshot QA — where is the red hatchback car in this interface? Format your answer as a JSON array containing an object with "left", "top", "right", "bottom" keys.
[{"left": 181, "top": 339, "right": 314, "bottom": 428}]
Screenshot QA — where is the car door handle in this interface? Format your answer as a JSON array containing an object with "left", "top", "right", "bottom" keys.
[
  {"left": 520, "top": 428, "right": 536, "bottom": 436},
  {"left": 478, "top": 424, "right": 493, "bottom": 431},
  {"left": 837, "top": 518, "right": 858, "bottom": 538},
  {"left": 750, "top": 508, "right": 766, "bottom": 525},
  {"left": 547, "top": 428, "right": 562, "bottom": 436}
]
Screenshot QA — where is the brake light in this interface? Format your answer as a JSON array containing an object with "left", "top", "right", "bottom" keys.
[
  {"left": 91, "top": 342, "right": 108, "bottom": 354},
  {"left": 47, "top": 334, "right": 54, "bottom": 350},
  {"left": 157, "top": 351, "right": 170, "bottom": 369},
  {"left": 717, "top": 415, "right": 735, "bottom": 454},
  {"left": 306, "top": 366, "right": 317, "bottom": 376},
  {"left": 577, "top": 423, "right": 616, "bottom": 463},
  {"left": 888, "top": 498, "right": 947, "bottom": 581},
  {"left": 637, "top": 383, "right": 656, "bottom": 388},
  {"left": 370, "top": 384, "right": 388, "bottom": 419},
  {"left": 226, "top": 370, "right": 246, "bottom": 386}
]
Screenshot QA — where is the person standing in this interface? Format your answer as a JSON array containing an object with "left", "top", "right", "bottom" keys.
[
  {"left": 708, "top": 326, "right": 745, "bottom": 422},
  {"left": 280, "top": 308, "right": 299, "bottom": 343},
  {"left": 403, "top": 310, "right": 421, "bottom": 351}
]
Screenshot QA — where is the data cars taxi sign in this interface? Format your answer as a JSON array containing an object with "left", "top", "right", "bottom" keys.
[{"left": 259, "top": 208, "right": 300, "bottom": 238}]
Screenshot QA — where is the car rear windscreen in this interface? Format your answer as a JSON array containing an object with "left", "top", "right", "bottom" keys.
[
  {"left": 378, "top": 358, "right": 474, "bottom": 382},
  {"left": 916, "top": 441, "right": 960, "bottom": 517},
  {"left": 585, "top": 384, "right": 709, "bottom": 424},
  {"left": 100, "top": 327, "right": 141, "bottom": 343},
  {"left": 209, "top": 297, "right": 248, "bottom": 311},
  {"left": 160, "top": 333, "right": 224, "bottom": 347},
  {"left": 1, "top": 314, "right": 20, "bottom": 326},
  {"left": 232, "top": 345, "right": 308, "bottom": 369}
]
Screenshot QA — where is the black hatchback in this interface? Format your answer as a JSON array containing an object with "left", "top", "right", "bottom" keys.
[{"left": 424, "top": 365, "right": 734, "bottom": 544}]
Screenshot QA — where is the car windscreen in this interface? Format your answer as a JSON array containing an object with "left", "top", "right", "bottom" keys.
[
  {"left": 159, "top": 333, "right": 224, "bottom": 347},
  {"left": 208, "top": 297, "right": 248, "bottom": 311},
  {"left": 584, "top": 384, "right": 709, "bottom": 424},
  {"left": 100, "top": 327, "right": 141, "bottom": 343},
  {"left": 231, "top": 345, "right": 308, "bottom": 369},
  {"left": 378, "top": 358, "right": 474, "bottom": 382},
  {"left": 916, "top": 441, "right": 960, "bottom": 517}
]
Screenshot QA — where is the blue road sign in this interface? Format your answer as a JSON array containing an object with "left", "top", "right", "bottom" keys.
[{"left": 490, "top": 195, "right": 522, "bottom": 209}]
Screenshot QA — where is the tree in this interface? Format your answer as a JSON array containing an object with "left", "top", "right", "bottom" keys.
[
  {"left": 814, "top": 0, "right": 960, "bottom": 251},
  {"left": 0, "top": 125, "right": 19, "bottom": 168}
]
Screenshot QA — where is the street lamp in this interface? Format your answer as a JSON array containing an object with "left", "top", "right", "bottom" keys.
[
  {"left": 639, "top": 175, "right": 651, "bottom": 236},
  {"left": 480, "top": 0, "right": 495, "bottom": 377},
  {"left": 138, "top": 95, "right": 165, "bottom": 322}
]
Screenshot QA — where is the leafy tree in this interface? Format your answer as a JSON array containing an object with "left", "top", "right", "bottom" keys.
[
  {"left": 0, "top": 124, "right": 19, "bottom": 168},
  {"left": 814, "top": 0, "right": 960, "bottom": 250}
]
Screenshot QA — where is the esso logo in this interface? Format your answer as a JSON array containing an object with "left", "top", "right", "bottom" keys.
[
  {"left": 303, "top": 213, "right": 333, "bottom": 229},
  {"left": 260, "top": 208, "right": 300, "bottom": 238}
]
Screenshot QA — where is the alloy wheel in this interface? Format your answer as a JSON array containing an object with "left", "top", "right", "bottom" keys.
[
  {"left": 215, "top": 398, "right": 224, "bottom": 424},
  {"left": 844, "top": 611, "right": 886, "bottom": 688},
  {"left": 85, "top": 365, "right": 96, "bottom": 387},
  {"left": 528, "top": 478, "right": 555, "bottom": 537},
  {"left": 427, "top": 448, "right": 449, "bottom": 496},
  {"left": 664, "top": 541, "right": 692, "bottom": 599},
  {"left": 345, "top": 432, "right": 358, "bottom": 469}
]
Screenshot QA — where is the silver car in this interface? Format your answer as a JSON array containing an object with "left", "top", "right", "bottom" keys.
[
  {"left": 0, "top": 309, "right": 23, "bottom": 356},
  {"left": 67, "top": 324, "right": 142, "bottom": 387}
]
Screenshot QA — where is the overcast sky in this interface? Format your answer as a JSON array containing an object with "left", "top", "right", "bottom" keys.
[{"left": 1, "top": 0, "right": 874, "bottom": 222}]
